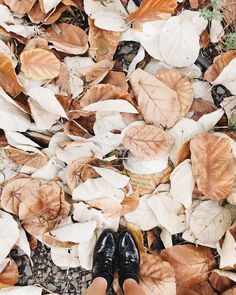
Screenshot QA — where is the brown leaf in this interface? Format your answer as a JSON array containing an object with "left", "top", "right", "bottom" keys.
[
  {"left": 43, "top": 232, "right": 76, "bottom": 248},
  {"left": 129, "top": 69, "right": 180, "bottom": 128},
  {"left": 209, "top": 271, "right": 235, "bottom": 293},
  {"left": 24, "top": 37, "right": 49, "bottom": 51},
  {"left": 189, "top": 0, "right": 200, "bottom": 9},
  {"left": 46, "top": 23, "right": 88, "bottom": 55},
  {"left": 128, "top": 0, "right": 177, "bottom": 30},
  {"left": 55, "top": 63, "right": 71, "bottom": 95},
  {"left": 120, "top": 188, "right": 139, "bottom": 216},
  {"left": 80, "top": 84, "right": 133, "bottom": 108},
  {"left": 190, "top": 99, "right": 218, "bottom": 121},
  {"left": 123, "top": 125, "right": 174, "bottom": 160},
  {"left": 64, "top": 121, "right": 88, "bottom": 138},
  {"left": 161, "top": 244, "right": 216, "bottom": 288},
  {"left": 7, "top": 146, "right": 47, "bottom": 169},
  {"left": 87, "top": 197, "right": 122, "bottom": 218},
  {"left": 221, "top": 0, "right": 236, "bottom": 25},
  {"left": 20, "top": 48, "right": 61, "bottom": 80},
  {"left": 0, "top": 130, "right": 7, "bottom": 148},
  {"left": 79, "top": 60, "right": 115, "bottom": 86},
  {"left": 140, "top": 254, "right": 176, "bottom": 295},
  {"left": 0, "top": 53, "right": 23, "bottom": 97},
  {"left": 3, "top": 0, "right": 37, "bottom": 14},
  {"left": 88, "top": 18, "right": 120, "bottom": 61},
  {"left": 222, "top": 286, "right": 236, "bottom": 295},
  {"left": 200, "top": 30, "right": 210, "bottom": 48},
  {"left": 0, "top": 259, "right": 19, "bottom": 288},
  {"left": 1, "top": 177, "right": 31, "bottom": 215},
  {"left": 179, "top": 281, "right": 216, "bottom": 295},
  {"left": 190, "top": 133, "right": 235, "bottom": 200},
  {"left": 176, "top": 140, "right": 191, "bottom": 166},
  {"left": 204, "top": 51, "right": 236, "bottom": 82},
  {"left": 156, "top": 68, "right": 194, "bottom": 118},
  {"left": 102, "top": 71, "right": 129, "bottom": 92}
]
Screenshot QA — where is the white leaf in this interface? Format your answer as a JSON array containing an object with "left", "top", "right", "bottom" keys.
[
  {"left": 89, "top": 132, "right": 122, "bottom": 156},
  {"left": 18, "top": 72, "right": 44, "bottom": 94},
  {"left": 217, "top": 222, "right": 236, "bottom": 269},
  {"left": 77, "top": 235, "right": 96, "bottom": 270},
  {"left": 124, "top": 153, "right": 169, "bottom": 174},
  {"left": 32, "top": 157, "right": 64, "bottom": 180},
  {"left": 192, "top": 81, "right": 213, "bottom": 102},
  {"left": 148, "top": 192, "right": 186, "bottom": 234},
  {"left": 0, "top": 286, "right": 42, "bottom": 295},
  {"left": 28, "top": 98, "right": 59, "bottom": 130},
  {"left": 127, "top": 46, "right": 145, "bottom": 77},
  {"left": 94, "top": 111, "right": 127, "bottom": 135},
  {"left": 125, "top": 195, "right": 159, "bottom": 231},
  {"left": 73, "top": 202, "right": 104, "bottom": 229},
  {"left": 0, "top": 210, "right": 20, "bottom": 261},
  {"left": 41, "top": 0, "right": 61, "bottom": 13},
  {"left": 182, "top": 229, "right": 217, "bottom": 248},
  {"left": 16, "top": 227, "right": 31, "bottom": 259},
  {"left": 47, "top": 220, "right": 97, "bottom": 244},
  {"left": 0, "top": 4, "right": 14, "bottom": 24},
  {"left": 159, "top": 16, "right": 200, "bottom": 67},
  {"left": 0, "top": 94, "right": 30, "bottom": 132},
  {"left": 94, "top": 12, "right": 129, "bottom": 32},
  {"left": 198, "top": 108, "right": 224, "bottom": 131},
  {"left": 170, "top": 159, "right": 195, "bottom": 208},
  {"left": 0, "top": 259, "right": 10, "bottom": 273},
  {"left": 5, "top": 131, "right": 39, "bottom": 148},
  {"left": 28, "top": 87, "right": 68, "bottom": 119},
  {"left": 93, "top": 167, "right": 129, "bottom": 188},
  {"left": 213, "top": 269, "right": 236, "bottom": 282},
  {"left": 190, "top": 201, "right": 231, "bottom": 244},
  {"left": 1, "top": 24, "right": 37, "bottom": 38},
  {"left": 160, "top": 228, "right": 173, "bottom": 248},
  {"left": 213, "top": 58, "right": 236, "bottom": 95},
  {"left": 210, "top": 19, "right": 224, "bottom": 43},
  {"left": 84, "top": 0, "right": 128, "bottom": 18},
  {"left": 179, "top": 10, "right": 208, "bottom": 35},
  {"left": 82, "top": 99, "right": 139, "bottom": 114},
  {"left": 72, "top": 177, "right": 125, "bottom": 203},
  {"left": 51, "top": 246, "right": 80, "bottom": 268}
]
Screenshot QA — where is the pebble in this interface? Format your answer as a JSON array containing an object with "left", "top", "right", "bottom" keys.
[
  {"left": 24, "top": 265, "right": 32, "bottom": 277},
  {"left": 48, "top": 283, "right": 57, "bottom": 292}
]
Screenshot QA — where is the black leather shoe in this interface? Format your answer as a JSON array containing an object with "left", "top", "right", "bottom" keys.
[
  {"left": 117, "top": 230, "right": 140, "bottom": 293},
  {"left": 92, "top": 229, "right": 116, "bottom": 292}
]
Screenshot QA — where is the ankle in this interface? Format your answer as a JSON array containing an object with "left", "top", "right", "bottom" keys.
[
  {"left": 123, "top": 278, "right": 139, "bottom": 291},
  {"left": 92, "top": 277, "right": 108, "bottom": 290}
]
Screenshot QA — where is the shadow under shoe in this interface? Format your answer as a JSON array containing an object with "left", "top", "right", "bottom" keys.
[
  {"left": 117, "top": 230, "right": 140, "bottom": 293},
  {"left": 92, "top": 229, "right": 116, "bottom": 293}
]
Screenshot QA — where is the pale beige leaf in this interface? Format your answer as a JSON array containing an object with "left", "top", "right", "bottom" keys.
[
  {"left": 50, "top": 246, "right": 80, "bottom": 268},
  {"left": 161, "top": 244, "right": 216, "bottom": 288},
  {"left": 0, "top": 210, "right": 20, "bottom": 261},
  {"left": 123, "top": 125, "right": 174, "bottom": 160},
  {"left": 40, "top": 0, "right": 61, "bottom": 13},
  {"left": 20, "top": 49, "right": 61, "bottom": 80},
  {"left": 129, "top": 69, "right": 180, "bottom": 128},
  {"left": 3, "top": 0, "right": 37, "bottom": 14},
  {"left": 140, "top": 254, "right": 176, "bottom": 295},
  {"left": 87, "top": 197, "right": 122, "bottom": 218},
  {"left": 156, "top": 68, "right": 194, "bottom": 117},
  {"left": 46, "top": 23, "right": 88, "bottom": 55},
  {"left": 0, "top": 286, "right": 42, "bottom": 295},
  {"left": 0, "top": 258, "right": 19, "bottom": 288},
  {"left": 190, "top": 133, "right": 235, "bottom": 200}
]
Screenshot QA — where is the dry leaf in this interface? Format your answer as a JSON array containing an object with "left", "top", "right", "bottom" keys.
[
  {"left": 87, "top": 197, "right": 122, "bottom": 217},
  {"left": 80, "top": 84, "right": 132, "bottom": 108},
  {"left": 126, "top": 223, "right": 147, "bottom": 255},
  {"left": 3, "top": 0, "right": 37, "bottom": 14},
  {"left": 129, "top": 69, "right": 180, "bottom": 128},
  {"left": 222, "top": 286, "right": 236, "bottom": 295},
  {"left": 46, "top": 23, "right": 88, "bottom": 55},
  {"left": 88, "top": 18, "right": 120, "bottom": 61},
  {"left": 140, "top": 254, "right": 176, "bottom": 295},
  {"left": 128, "top": 0, "right": 177, "bottom": 29},
  {"left": 0, "top": 259, "right": 19, "bottom": 288},
  {"left": 209, "top": 271, "right": 235, "bottom": 293},
  {"left": 221, "top": 0, "right": 236, "bottom": 26},
  {"left": 20, "top": 48, "right": 61, "bottom": 80},
  {"left": 123, "top": 125, "right": 174, "bottom": 160},
  {"left": 0, "top": 53, "right": 23, "bottom": 97},
  {"left": 180, "top": 281, "right": 216, "bottom": 295},
  {"left": 190, "top": 99, "right": 218, "bottom": 121},
  {"left": 161, "top": 244, "right": 216, "bottom": 288},
  {"left": 7, "top": 146, "right": 47, "bottom": 169},
  {"left": 156, "top": 68, "right": 194, "bottom": 117},
  {"left": 120, "top": 188, "right": 139, "bottom": 216},
  {"left": 204, "top": 51, "right": 236, "bottom": 82},
  {"left": 190, "top": 133, "right": 235, "bottom": 200},
  {"left": 102, "top": 71, "right": 129, "bottom": 91},
  {"left": 39, "top": 0, "right": 61, "bottom": 13},
  {"left": 0, "top": 286, "right": 42, "bottom": 294}
]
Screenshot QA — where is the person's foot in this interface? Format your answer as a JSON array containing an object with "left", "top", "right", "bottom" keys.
[
  {"left": 92, "top": 229, "right": 116, "bottom": 292},
  {"left": 117, "top": 230, "right": 140, "bottom": 292}
]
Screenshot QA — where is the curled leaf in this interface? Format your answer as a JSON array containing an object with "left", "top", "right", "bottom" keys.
[{"left": 0, "top": 259, "right": 19, "bottom": 288}]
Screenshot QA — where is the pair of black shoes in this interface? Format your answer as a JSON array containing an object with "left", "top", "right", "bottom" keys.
[{"left": 92, "top": 229, "right": 140, "bottom": 294}]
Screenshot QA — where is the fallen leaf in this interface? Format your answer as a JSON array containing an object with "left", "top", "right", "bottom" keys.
[
  {"left": 156, "top": 68, "right": 194, "bottom": 117},
  {"left": 0, "top": 286, "right": 42, "bottom": 294},
  {"left": 6, "top": 146, "right": 47, "bottom": 169},
  {"left": 129, "top": 68, "right": 180, "bottom": 128},
  {"left": 140, "top": 254, "right": 176, "bottom": 295},
  {"left": 88, "top": 18, "right": 120, "bottom": 61},
  {"left": 0, "top": 210, "right": 20, "bottom": 261},
  {"left": 50, "top": 245, "right": 80, "bottom": 268},
  {"left": 39, "top": 0, "right": 61, "bottom": 13},
  {"left": 80, "top": 83, "right": 132, "bottom": 108},
  {"left": 93, "top": 167, "right": 129, "bottom": 188},
  {"left": 221, "top": 0, "right": 236, "bottom": 26},
  {"left": 46, "top": 23, "right": 88, "bottom": 55},
  {"left": 209, "top": 271, "right": 235, "bottom": 293},
  {"left": 126, "top": 223, "right": 147, "bottom": 255},
  {"left": 128, "top": 0, "right": 177, "bottom": 29},
  {"left": 190, "top": 99, "right": 218, "bottom": 121},
  {"left": 102, "top": 71, "right": 129, "bottom": 91},
  {"left": 190, "top": 133, "right": 235, "bottom": 200},
  {"left": 87, "top": 197, "right": 122, "bottom": 217},
  {"left": 0, "top": 259, "right": 19, "bottom": 288},
  {"left": 161, "top": 244, "right": 216, "bottom": 288},
  {"left": 20, "top": 49, "right": 61, "bottom": 80},
  {"left": 221, "top": 286, "right": 236, "bottom": 295},
  {"left": 0, "top": 53, "right": 23, "bottom": 97},
  {"left": 3, "top": 0, "right": 37, "bottom": 14},
  {"left": 204, "top": 51, "right": 236, "bottom": 82},
  {"left": 190, "top": 200, "right": 232, "bottom": 244},
  {"left": 123, "top": 125, "right": 174, "bottom": 160},
  {"left": 180, "top": 281, "right": 216, "bottom": 295}
]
